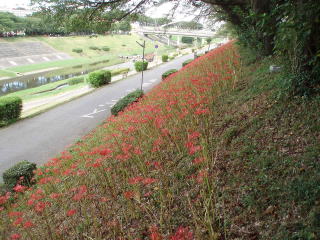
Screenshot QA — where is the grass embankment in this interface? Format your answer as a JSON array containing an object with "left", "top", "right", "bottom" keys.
[
  {"left": 1, "top": 34, "right": 174, "bottom": 75},
  {"left": 1, "top": 42, "right": 319, "bottom": 239}
]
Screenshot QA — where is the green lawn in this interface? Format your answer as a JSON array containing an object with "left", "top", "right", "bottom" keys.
[{"left": 0, "top": 69, "right": 17, "bottom": 78}]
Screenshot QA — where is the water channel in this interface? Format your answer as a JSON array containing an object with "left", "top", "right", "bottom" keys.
[{"left": 0, "top": 60, "right": 113, "bottom": 96}]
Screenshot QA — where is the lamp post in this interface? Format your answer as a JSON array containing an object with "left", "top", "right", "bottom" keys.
[{"left": 136, "top": 40, "right": 145, "bottom": 91}]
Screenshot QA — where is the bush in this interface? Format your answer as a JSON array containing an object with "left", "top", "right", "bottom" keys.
[
  {"left": 101, "top": 46, "right": 110, "bottom": 51},
  {"left": 0, "top": 96, "right": 22, "bottom": 124},
  {"left": 111, "top": 89, "right": 143, "bottom": 116},
  {"left": 72, "top": 48, "right": 83, "bottom": 53},
  {"left": 68, "top": 77, "right": 84, "bottom": 85},
  {"left": 162, "top": 69, "right": 178, "bottom": 80},
  {"left": 169, "top": 56, "right": 175, "bottom": 60},
  {"left": 3, "top": 161, "right": 37, "bottom": 189},
  {"left": 182, "top": 59, "right": 193, "bottom": 67},
  {"left": 111, "top": 68, "right": 130, "bottom": 76},
  {"left": 88, "top": 70, "right": 111, "bottom": 88},
  {"left": 162, "top": 55, "right": 169, "bottom": 62},
  {"left": 134, "top": 61, "right": 148, "bottom": 72},
  {"left": 89, "top": 46, "right": 100, "bottom": 50}
]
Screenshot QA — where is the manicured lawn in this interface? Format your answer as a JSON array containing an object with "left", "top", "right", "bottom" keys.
[{"left": 0, "top": 69, "right": 17, "bottom": 78}]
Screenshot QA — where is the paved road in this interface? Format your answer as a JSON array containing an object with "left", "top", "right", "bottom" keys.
[{"left": 0, "top": 54, "right": 193, "bottom": 179}]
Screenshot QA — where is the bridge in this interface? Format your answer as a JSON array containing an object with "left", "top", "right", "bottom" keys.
[{"left": 133, "top": 26, "right": 214, "bottom": 46}]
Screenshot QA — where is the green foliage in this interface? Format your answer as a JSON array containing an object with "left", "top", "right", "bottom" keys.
[
  {"left": 111, "top": 89, "right": 143, "bottom": 116},
  {"left": 182, "top": 59, "right": 193, "bottom": 67},
  {"left": 134, "top": 61, "right": 148, "bottom": 72},
  {"left": 181, "top": 36, "right": 194, "bottom": 44},
  {"left": 111, "top": 68, "right": 129, "bottom": 76},
  {"left": 88, "top": 70, "right": 111, "bottom": 88},
  {"left": 162, "top": 55, "right": 169, "bottom": 62},
  {"left": 72, "top": 48, "right": 83, "bottom": 53},
  {"left": 162, "top": 69, "right": 178, "bottom": 80},
  {"left": 0, "top": 96, "right": 22, "bottom": 125},
  {"left": 101, "top": 46, "right": 110, "bottom": 51},
  {"left": 68, "top": 76, "right": 84, "bottom": 85},
  {"left": 3, "top": 161, "right": 37, "bottom": 189},
  {"left": 89, "top": 46, "right": 100, "bottom": 50}
]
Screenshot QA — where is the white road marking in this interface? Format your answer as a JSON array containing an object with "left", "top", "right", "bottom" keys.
[
  {"left": 42, "top": 57, "right": 50, "bottom": 61},
  {"left": 99, "top": 104, "right": 104, "bottom": 107},
  {"left": 9, "top": 61, "right": 17, "bottom": 66},
  {"left": 126, "top": 89, "right": 135, "bottom": 92},
  {"left": 81, "top": 108, "right": 106, "bottom": 118},
  {"left": 143, "top": 82, "right": 152, "bottom": 87},
  {"left": 149, "top": 79, "right": 157, "bottom": 83},
  {"left": 27, "top": 58, "right": 34, "bottom": 63},
  {"left": 111, "top": 99, "right": 118, "bottom": 102},
  {"left": 56, "top": 55, "right": 63, "bottom": 60}
]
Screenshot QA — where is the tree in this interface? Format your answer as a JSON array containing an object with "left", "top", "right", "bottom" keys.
[{"left": 30, "top": 0, "right": 320, "bottom": 95}]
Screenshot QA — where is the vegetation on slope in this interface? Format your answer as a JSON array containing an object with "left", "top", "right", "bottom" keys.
[{"left": 1, "top": 42, "right": 319, "bottom": 239}]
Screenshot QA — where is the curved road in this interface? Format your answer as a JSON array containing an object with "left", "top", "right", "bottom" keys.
[{"left": 0, "top": 54, "right": 193, "bottom": 179}]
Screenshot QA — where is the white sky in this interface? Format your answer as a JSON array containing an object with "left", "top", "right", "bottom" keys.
[{"left": 0, "top": 0, "right": 31, "bottom": 8}]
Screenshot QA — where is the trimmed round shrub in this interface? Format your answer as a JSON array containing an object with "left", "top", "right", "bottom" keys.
[
  {"left": 89, "top": 46, "right": 100, "bottom": 50},
  {"left": 101, "top": 46, "right": 110, "bottom": 51},
  {"left": 162, "top": 69, "right": 178, "bottom": 80},
  {"left": 111, "top": 89, "right": 143, "bottom": 116},
  {"left": 68, "top": 76, "right": 84, "bottom": 85},
  {"left": 72, "top": 48, "right": 83, "bottom": 53},
  {"left": 162, "top": 55, "right": 169, "bottom": 62},
  {"left": 182, "top": 59, "right": 193, "bottom": 67},
  {"left": 88, "top": 70, "right": 111, "bottom": 88},
  {"left": 134, "top": 61, "right": 148, "bottom": 72},
  {"left": 3, "top": 160, "right": 37, "bottom": 189},
  {"left": 0, "top": 96, "right": 22, "bottom": 123}
]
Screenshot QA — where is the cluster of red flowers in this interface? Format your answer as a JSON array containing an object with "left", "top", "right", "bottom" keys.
[{"left": 0, "top": 42, "right": 240, "bottom": 239}]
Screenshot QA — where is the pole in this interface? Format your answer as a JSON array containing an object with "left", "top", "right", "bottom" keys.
[{"left": 136, "top": 40, "right": 145, "bottom": 91}]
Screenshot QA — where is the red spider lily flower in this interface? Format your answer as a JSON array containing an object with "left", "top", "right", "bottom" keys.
[
  {"left": 49, "top": 193, "right": 61, "bottom": 200},
  {"left": 0, "top": 207, "right": 4, "bottom": 212},
  {"left": 192, "top": 157, "right": 205, "bottom": 164},
  {"left": 149, "top": 225, "right": 162, "bottom": 240},
  {"left": 170, "top": 226, "right": 193, "bottom": 240},
  {"left": 0, "top": 192, "right": 10, "bottom": 205},
  {"left": 128, "top": 176, "right": 144, "bottom": 185},
  {"left": 142, "top": 178, "right": 157, "bottom": 185},
  {"left": 100, "top": 197, "right": 109, "bottom": 202},
  {"left": 34, "top": 201, "right": 50, "bottom": 213},
  {"left": 124, "top": 191, "right": 134, "bottom": 200},
  {"left": 195, "top": 107, "right": 210, "bottom": 115},
  {"left": 8, "top": 211, "right": 23, "bottom": 218},
  {"left": 13, "top": 217, "right": 23, "bottom": 226},
  {"left": 23, "top": 221, "right": 34, "bottom": 228},
  {"left": 10, "top": 233, "right": 21, "bottom": 240},
  {"left": 187, "top": 131, "right": 201, "bottom": 141},
  {"left": 66, "top": 209, "right": 76, "bottom": 217},
  {"left": 13, "top": 184, "right": 26, "bottom": 193}
]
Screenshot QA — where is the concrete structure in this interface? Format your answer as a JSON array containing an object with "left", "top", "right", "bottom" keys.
[{"left": 134, "top": 26, "right": 214, "bottom": 46}]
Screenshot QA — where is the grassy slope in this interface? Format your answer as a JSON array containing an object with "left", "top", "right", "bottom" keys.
[
  {"left": 208, "top": 51, "right": 320, "bottom": 239},
  {"left": 1, "top": 44, "right": 319, "bottom": 239},
  {"left": 1, "top": 34, "right": 174, "bottom": 73}
]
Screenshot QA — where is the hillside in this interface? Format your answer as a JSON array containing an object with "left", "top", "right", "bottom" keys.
[{"left": 0, "top": 42, "right": 319, "bottom": 239}]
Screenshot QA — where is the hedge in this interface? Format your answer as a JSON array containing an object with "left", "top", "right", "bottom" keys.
[
  {"left": 89, "top": 46, "right": 100, "bottom": 50},
  {"left": 111, "top": 89, "right": 143, "bottom": 116},
  {"left": 68, "top": 76, "right": 85, "bottom": 85},
  {"left": 162, "top": 55, "right": 169, "bottom": 62},
  {"left": 101, "top": 46, "right": 110, "bottom": 51},
  {"left": 72, "top": 48, "right": 83, "bottom": 53},
  {"left": 88, "top": 70, "right": 111, "bottom": 88},
  {"left": 134, "top": 61, "right": 148, "bottom": 72},
  {"left": 0, "top": 96, "right": 22, "bottom": 123},
  {"left": 182, "top": 59, "right": 193, "bottom": 67},
  {"left": 162, "top": 69, "right": 178, "bottom": 80},
  {"left": 3, "top": 160, "right": 37, "bottom": 189}
]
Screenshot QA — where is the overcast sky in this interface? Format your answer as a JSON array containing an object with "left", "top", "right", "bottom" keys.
[{"left": 0, "top": 0, "right": 31, "bottom": 8}]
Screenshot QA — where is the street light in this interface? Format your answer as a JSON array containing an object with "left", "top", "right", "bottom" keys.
[{"left": 136, "top": 40, "right": 146, "bottom": 91}]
